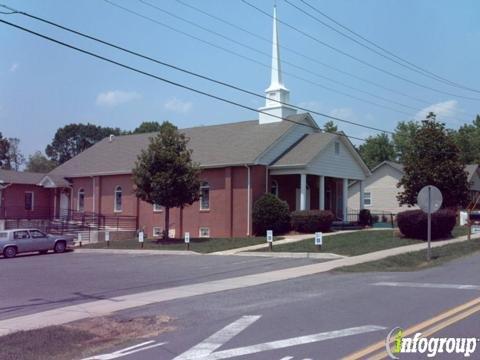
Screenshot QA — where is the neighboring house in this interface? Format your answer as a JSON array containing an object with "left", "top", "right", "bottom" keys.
[
  {"left": 348, "top": 161, "right": 480, "bottom": 214},
  {"left": 0, "top": 9, "right": 370, "bottom": 238}
]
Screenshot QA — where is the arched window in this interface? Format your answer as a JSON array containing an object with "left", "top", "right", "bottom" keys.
[
  {"left": 78, "top": 188, "right": 85, "bottom": 212},
  {"left": 270, "top": 180, "right": 279, "bottom": 197},
  {"left": 114, "top": 186, "right": 122, "bottom": 212},
  {"left": 199, "top": 181, "right": 210, "bottom": 210}
]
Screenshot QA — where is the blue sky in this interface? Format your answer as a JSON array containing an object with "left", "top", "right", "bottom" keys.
[{"left": 1, "top": 0, "right": 480, "bottom": 158}]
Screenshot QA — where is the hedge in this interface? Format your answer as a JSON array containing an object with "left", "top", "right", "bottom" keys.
[
  {"left": 252, "top": 193, "right": 291, "bottom": 235},
  {"left": 291, "top": 210, "right": 335, "bottom": 233},
  {"left": 397, "top": 209, "right": 456, "bottom": 241}
]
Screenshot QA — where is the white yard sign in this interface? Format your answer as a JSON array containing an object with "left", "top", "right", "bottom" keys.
[
  {"left": 138, "top": 231, "right": 144, "bottom": 243},
  {"left": 185, "top": 232, "right": 190, "bottom": 243},
  {"left": 266, "top": 230, "right": 273, "bottom": 243},
  {"left": 314, "top": 232, "right": 323, "bottom": 246}
]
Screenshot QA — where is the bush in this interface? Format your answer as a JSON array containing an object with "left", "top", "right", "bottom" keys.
[
  {"left": 358, "top": 209, "right": 372, "bottom": 226},
  {"left": 397, "top": 209, "right": 457, "bottom": 241},
  {"left": 291, "top": 210, "right": 335, "bottom": 233},
  {"left": 252, "top": 193, "right": 291, "bottom": 235}
]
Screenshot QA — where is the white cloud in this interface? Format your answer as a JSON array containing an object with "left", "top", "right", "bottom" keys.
[
  {"left": 329, "top": 107, "right": 357, "bottom": 121},
  {"left": 297, "top": 100, "right": 322, "bottom": 112},
  {"left": 163, "top": 97, "right": 192, "bottom": 114},
  {"left": 414, "top": 100, "right": 458, "bottom": 123},
  {"left": 96, "top": 90, "right": 141, "bottom": 107},
  {"left": 9, "top": 63, "right": 18, "bottom": 72}
]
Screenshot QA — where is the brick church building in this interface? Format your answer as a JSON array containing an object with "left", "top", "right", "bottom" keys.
[{"left": 0, "top": 8, "right": 369, "bottom": 238}]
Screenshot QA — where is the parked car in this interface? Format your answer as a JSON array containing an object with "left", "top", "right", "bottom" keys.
[{"left": 0, "top": 229, "right": 75, "bottom": 258}]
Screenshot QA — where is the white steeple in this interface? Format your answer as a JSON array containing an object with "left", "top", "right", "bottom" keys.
[{"left": 259, "top": 6, "right": 297, "bottom": 124}]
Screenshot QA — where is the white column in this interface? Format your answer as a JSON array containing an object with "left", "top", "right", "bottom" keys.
[
  {"left": 359, "top": 180, "right": 365, "bottom": 210},
  {"left": 300, "top": 174, "right": 307, "bottom": 211},
  {"left": 342, "top": 178, "right": 348, "bottom": 221},
  {"left": 319, "top": 176, "right": 325, "bottom": 210}
]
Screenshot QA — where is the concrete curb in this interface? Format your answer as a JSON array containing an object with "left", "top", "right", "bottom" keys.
[
  {"left": 233, "top": 251, "right": 346, "bottom": 260},
  {"left": 74, "top": 248, "right": 199, "bottom": 256},
  {"left": 0, "top": 232, "right": 477, "bottom": 336}
]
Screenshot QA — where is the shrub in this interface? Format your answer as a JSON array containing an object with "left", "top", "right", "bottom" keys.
[
  {"left": 358, "top": 209, "right": 372, "bottom": 226},
  {"left": 291, "top": 210, "right": 335, "bottom": 233},
  {"left": 252, "top": 193, "right": 291, "bottom": 235},
  {"left": 397, "top": 209, "right": 457, "bottom": 241}
]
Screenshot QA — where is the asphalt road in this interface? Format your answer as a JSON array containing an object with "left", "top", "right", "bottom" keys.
[
  {"left": 95, "top": 253, "right": 480, "bottom": 360},
  {"left": 0, "top": 250, "right": 322, "bottom": 320}
]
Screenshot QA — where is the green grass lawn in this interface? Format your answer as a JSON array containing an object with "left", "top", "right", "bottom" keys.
[
  {"left": 336, "top": 237, "right": 480, "bottom": 272},
  {"left": 254, "top": 230, "right": 422, "bottom": 256},
  {"left": 82, "top": 236, "right": 280, "bottom": 254}
]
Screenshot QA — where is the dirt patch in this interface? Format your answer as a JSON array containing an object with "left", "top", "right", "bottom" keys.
[{"left": 0, "top": 314, "right": 174, "bottom": 360}]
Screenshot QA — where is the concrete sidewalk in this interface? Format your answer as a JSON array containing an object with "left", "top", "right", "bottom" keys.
[{"left": 0, "top": 232, "right": 478, "bottom": 336}]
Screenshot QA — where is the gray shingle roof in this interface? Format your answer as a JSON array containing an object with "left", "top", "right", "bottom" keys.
[
  {"left": 0, "top": 169, "right": 45, "bottom": 185},
  {"left": 49, "top": 114, "right": 312, "bottom": 177},
  {"left": 466, "top": 164, "right": 479, "bottom": 181},
  {"left": 270, "top": 132, "right": 336, "bottom": 167}
]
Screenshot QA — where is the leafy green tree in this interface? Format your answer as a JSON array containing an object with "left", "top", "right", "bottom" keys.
[
  {"left": 133, "top": 121, "right": 162, "bottom": 134},
  {"left": 452, "top": 115, "right": 480, "bottom": 164},
  {"left": 0, "top": 133, "right": 10, "bottom": 169},
  {"left": 397, "top": 113, "right": 469, "bottom": 208},
  {"left": 358, "top": 133, "right": 395, "bottom": 169},
  {"left": 26, "top": 151, "right": 56, "bottom": 173},
  {"left": 46, "top": 123, "right": 123, "bottom": 164},
  {"left": 132, "top": 122, "right": 200, "bottom": 240},
  {"left": 323, "top": 120, "right": 338, "bottom": 133},
  {"left": 392, "top": 120, "right": 420, "bottom": 162}
]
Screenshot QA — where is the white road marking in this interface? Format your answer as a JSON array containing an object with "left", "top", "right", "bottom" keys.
[
  {"left": 207, "top": 325, "right": 386, "bottom": 359},
  {"left": 82, "top": 340, "right": 166, "bottom": 360},
  {"left": 279, "top": 357, "right": 294, "bottom": 360},
  {"left": 175, "top": 315, "right": 385, "bottom": 360},
  {"left": 173, "top": 315, "right": 261, "bottom": 360},
  {"left": 373, "top": 281, "right": 480, "bottom": 291}
]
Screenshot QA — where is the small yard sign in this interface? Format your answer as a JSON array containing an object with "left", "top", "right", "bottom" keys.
[
  {"left": 138, "top": 231, "right": 144, "bottom": 243},
  {"left": 314, "top": 232, "right": 323, "bottom": 246},
  {"left": 266, "top": 230, "right": 273, "bottom": 243},
  {"left": 472, "top": 226, "right": 480, "bottom": 234},
  {"left": 184, "top": 232, "right": 190, "bottom": 243},
  {"left": 105, "top": 231, "right": 110, "bottom": 242}
]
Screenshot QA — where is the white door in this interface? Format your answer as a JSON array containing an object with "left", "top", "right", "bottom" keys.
[{"left": 60, "top": 192, "right": 69, "bottom": 218}]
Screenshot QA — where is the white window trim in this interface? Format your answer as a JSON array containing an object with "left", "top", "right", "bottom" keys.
[
  {"left": 153, "top": 227, "right": 162, "bottom": 237},
  {"left": 271, "top": 180, "right": 279, "bottom": 197},
  {"left": 114, "top": 186, "right": 123, "bottom": 213},
  {"left": 77, "top": 188, "right": 85, "bottom": 212},
  {"left": 25, "top": 191, "right": 34, "bottom": 211},
  {"left": 199, "top": 227, "right": 210, "bottom": 238},
  {"left": 199, "top": 182, "right": 210, "bottom": 211},
  {"left": 363, "top": 191, "right": 372, "bottom": 207},
  {"left": 153, "top": 203, "right": 163, "bottom": 212}
]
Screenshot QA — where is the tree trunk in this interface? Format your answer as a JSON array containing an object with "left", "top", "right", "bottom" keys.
[{"left": 163, "top": 207, "right": 170, "bottom": 241}]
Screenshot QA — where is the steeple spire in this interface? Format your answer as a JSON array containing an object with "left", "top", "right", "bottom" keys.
[{"left": 259, "top": 6, "right": 297, "bottom": 124}]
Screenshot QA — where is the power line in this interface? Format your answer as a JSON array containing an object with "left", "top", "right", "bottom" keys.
[
  {"left": 241, "top": 0, "right": 480, "bottom": 102},
  {"left": 0, "top": 17, "right": 369, "bottom": 142},
  {"left": 0, "top": 3, "right": 393, "bottom": 134},
  {"left": 297, "top": 0, "right": 480, "bottom": 95}
]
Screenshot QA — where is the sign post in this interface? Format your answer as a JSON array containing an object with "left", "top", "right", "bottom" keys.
[
  {"left": 185, "top": 232, "right": 190, "bottom": 250},
  {"left": 417, "top": 185, "right": 443, "bottom": 261},
  {"left": 105, "top": 231, "right": 110, "bottom": 247},
  {"left": 266, "top": 230, "right": 273, "bottom": 251},
  {"left": 314, "top": 232, "right": 323, "bottom": 251},
  {"left": 138, "top": 231, "right": 144, "bottom": 249}
]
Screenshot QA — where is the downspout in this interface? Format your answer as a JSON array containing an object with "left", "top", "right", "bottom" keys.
[
  {"left": 244, "top": 164, "right": 251, "bottom": 236},
  {"left": 92, "top": 176, "right": 96, "bottom": 213}
]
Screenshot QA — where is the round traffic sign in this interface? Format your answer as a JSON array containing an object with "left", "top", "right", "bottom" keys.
[{"left": 417, "top": 185, "right": 443, "bottom": 214}]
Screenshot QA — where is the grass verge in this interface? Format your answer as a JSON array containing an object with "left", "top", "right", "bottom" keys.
[
  {"left": 336, "top": 238, "right": 480, "bottom": 272},
  {"left": 0, "top": 314, "right": 174, "bottom": 360},
  {"left": 254, "top": 230, "right": 422, "bottom": 256},
  {"left": 82, "top": 236, "right": 281, "bottom": 253}
]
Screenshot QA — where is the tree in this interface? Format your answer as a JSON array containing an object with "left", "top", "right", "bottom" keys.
[
  {"left": 323, "top": 120, "right": 338, "bottom": 133},
  {"left": 452, "top": 115, "right": 480, "bottom": 164},
  {"left": 358, "top": 133, "right": 395, "bottom": 169},
  {"left": 46, "top": 123, "right": 123, "bottom": 164},
  {"left": 6, "top": 137, "right": 25, "bottom": 171},
  {"left": 133, "top": 121, "right": 162, "bottom": 134},
  {"left": 26, "top": 151, "right": 56, "bottom": 173},
  {"left": 397, "top": 113, "right": 469, "bottom": 208},
  {"left": 0, "top": 133, "right": 10, "bottom": 169},
  {"left": 392, "top": 120, "right": 420, "bottom": 162},
  {"left": 132, "top": 121, "right": 200, "bottom": 240}
]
